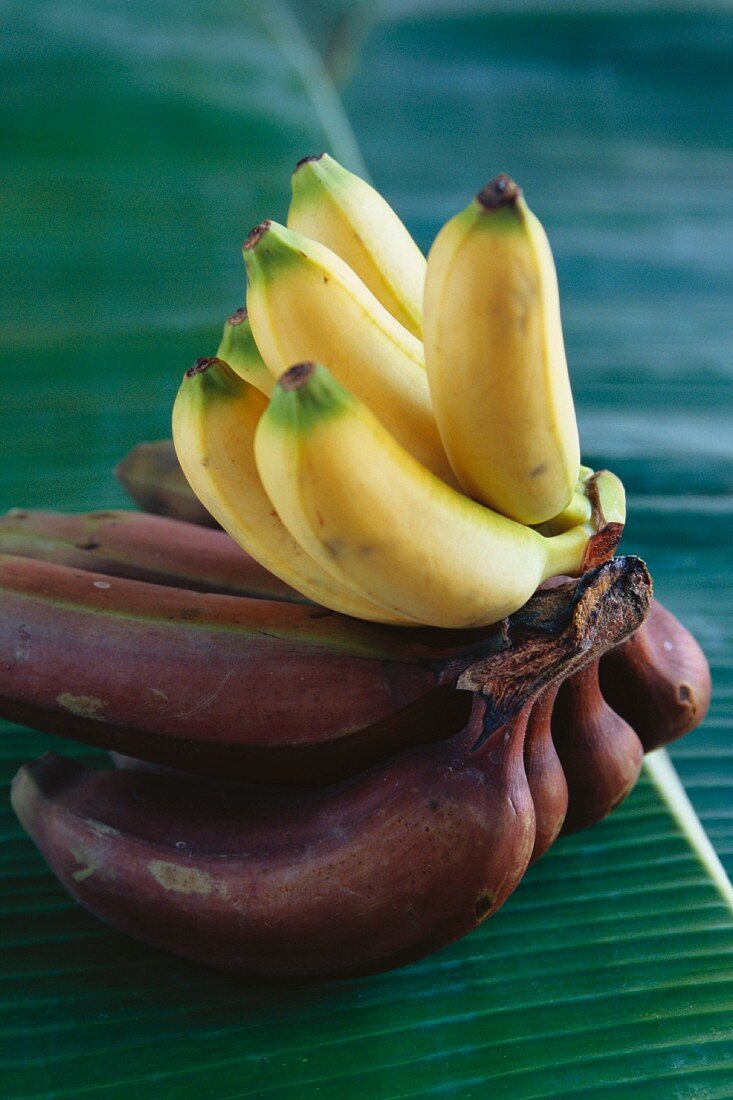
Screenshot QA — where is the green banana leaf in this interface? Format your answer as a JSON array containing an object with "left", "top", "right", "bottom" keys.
[{"left": 2, "top": 2, "right": 733, "bottom": 1095}]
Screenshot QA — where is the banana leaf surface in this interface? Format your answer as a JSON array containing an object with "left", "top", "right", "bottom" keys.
[{"left": 2, "top": 2, "right": 733, "bottom": 1095}]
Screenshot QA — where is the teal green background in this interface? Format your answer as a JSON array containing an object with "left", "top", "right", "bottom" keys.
[{"left": 2, "top": 3, "right": 733, "bottom": 1095}]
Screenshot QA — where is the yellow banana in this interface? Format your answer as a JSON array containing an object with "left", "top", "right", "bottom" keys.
[
  {"left": 536, "top": 466, "right": 594, "bottom": 535},
  {"left": 254, "top": 363, "right": 596, "bottom": 630},
  {"left": 424, "top": 174, "right": 580, "bottom": 526},
  {"left": 243, "top": 220, "right": 458, "bottom": 488},
  {"left": 288, "top": 153, "right": 425, "bottom": 338},
  {"left": 172, "top": 357, "right": 418, "bottom": 624},
  {"left": 216, "top": 307, "right": 273, "bottom": 396}
]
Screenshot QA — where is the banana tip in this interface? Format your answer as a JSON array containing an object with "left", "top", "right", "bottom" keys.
[
  {"left": 227, "top": 307, "right": 247, "bottom": 327},
  {"left": 185, "top": 357, "right": 219, "bottom": 379},
  {"left": 280, "top": 362, "right": 317, "bottom": 391},
  {"left": 243, "top": 221, "right": 271, "bottom": 251},
  {"left": 477, "top": 174, "right": 521, "bottom": 210},
  {"left": 293, "top": 153, "right": 325, "bottom": 173}
]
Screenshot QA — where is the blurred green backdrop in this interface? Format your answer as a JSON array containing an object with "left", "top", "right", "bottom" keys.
[{"left": 2, "top": 2, "right": 733, "bottom": 1096}]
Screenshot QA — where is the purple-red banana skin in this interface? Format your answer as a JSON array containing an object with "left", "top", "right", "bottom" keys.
[
  {"left": 11, "top": 557, "right": 652, "bottom": 977},
  {"left": 553, "top": 660, "right": 644, "bottom": 835},
  {"left": 0, "top": 556, "right": 478, "bottom": 784},
  {"left": 599, "top": 599, "right": 711, "bottom": 751},
  {"left": 0, "top": 509, "right": 302, "bottom": 603},
  {"left": 1, "top": 556, "right": 650, "bottom": 786},
  {"left": 115, "top": 440, "right": 219, "bottom": 528},
  {"left": 12, "top": 702, "right": 535, "bottom": 979},
  {"left": 524, "top": 684, "right": 567, "bottom": 863}
]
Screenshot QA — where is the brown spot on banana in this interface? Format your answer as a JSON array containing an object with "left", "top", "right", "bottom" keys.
[
  {"left": 148, "top": 861, "right": 216, "bottom": 897},
  {"left": 56, "top": 693, "right": 105, "bottom": 720}
]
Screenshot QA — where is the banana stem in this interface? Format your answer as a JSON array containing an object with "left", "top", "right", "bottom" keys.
[{"left": 542, "top": 524, "right": 590, "bottom": 580}]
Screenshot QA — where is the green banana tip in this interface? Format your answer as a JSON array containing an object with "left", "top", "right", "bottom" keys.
[
  {"left": 592, "top": 469, "right": 627, "bottom": 527},
  {"left": 242, "top": 220, "right": 298, "bottom": 272},
  {"left": 227, "top": 307, "right": 247, "bottom": 327},
  {"left": 269, "top": 362, "right": 350, "bottom": 431},
  {"left": 476, "top": 174, "right": 522, "bottom": 211},
  {"left": 243, "top": 220, "right": 272, "bottom": 253},
  {"left": 185, "top": 356, "right": 220, "bottom": 380},
  {"left": 279, "top": 362, "right": 317, "bottom": 392},
  {"left": 293, "top": 153, "right": 325, "bottom": 174},
  {"left": 182, "top": 357, "right": 241, "bottom": 397}
]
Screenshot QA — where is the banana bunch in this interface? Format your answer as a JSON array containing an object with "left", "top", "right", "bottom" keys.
[
  {"left": 4, "top": 155, "right": 712, "bottom": 979},
  {"left": 173, "top": 154, "right": 621, "bottom": 630},
  {"left": 3, "top": 520, "right": 709, "bottom": 977}
]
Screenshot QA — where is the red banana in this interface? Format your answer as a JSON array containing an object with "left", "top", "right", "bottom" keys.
[
  {"left": 0, "top": 553, "right": 479, "bottom": 784},
  {"left": 524, "top": 684, "right": 567, "bottom": 863},
  {"left": 115, "top": 440, "right": 218, "bottom": 528},
  {"left": 0, "top": 508, "right": 301, "bottom": 603},
  {"left": 553, "top": 659, "right": 644, "bottom": 834},
  {"left": 599, "top": 599, "right": 711, "bottom": 751},
  {"left": 12, "top": 555, "right": 651, "bottom": 978}
]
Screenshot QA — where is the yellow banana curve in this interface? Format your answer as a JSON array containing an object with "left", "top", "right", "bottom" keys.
[
  {"left": 243, "top": 219, "right": 459, "bottom": 489},
  {"left": 171, "top": 358, "right": 419, "bottom": 625},
  {"left": 216, "top": 307, "right": 274, "bottom": 396},
  {"left": 424, "top": 174, "right": 580, "bottom": 526},
  {"left": 254, "top": 363, "right": 592, "bottom": 630},
  {"left": 288, "top": 153, "right": 425, "bottom": 338}
]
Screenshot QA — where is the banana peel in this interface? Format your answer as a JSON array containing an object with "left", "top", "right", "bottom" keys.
[{"left": 13, "top": 555, "right": 657, "bottom": 978}]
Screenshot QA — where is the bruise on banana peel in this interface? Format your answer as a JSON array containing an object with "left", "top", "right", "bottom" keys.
[{"left": 12, "top": 556, "right": 652, "bottom": 979}]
